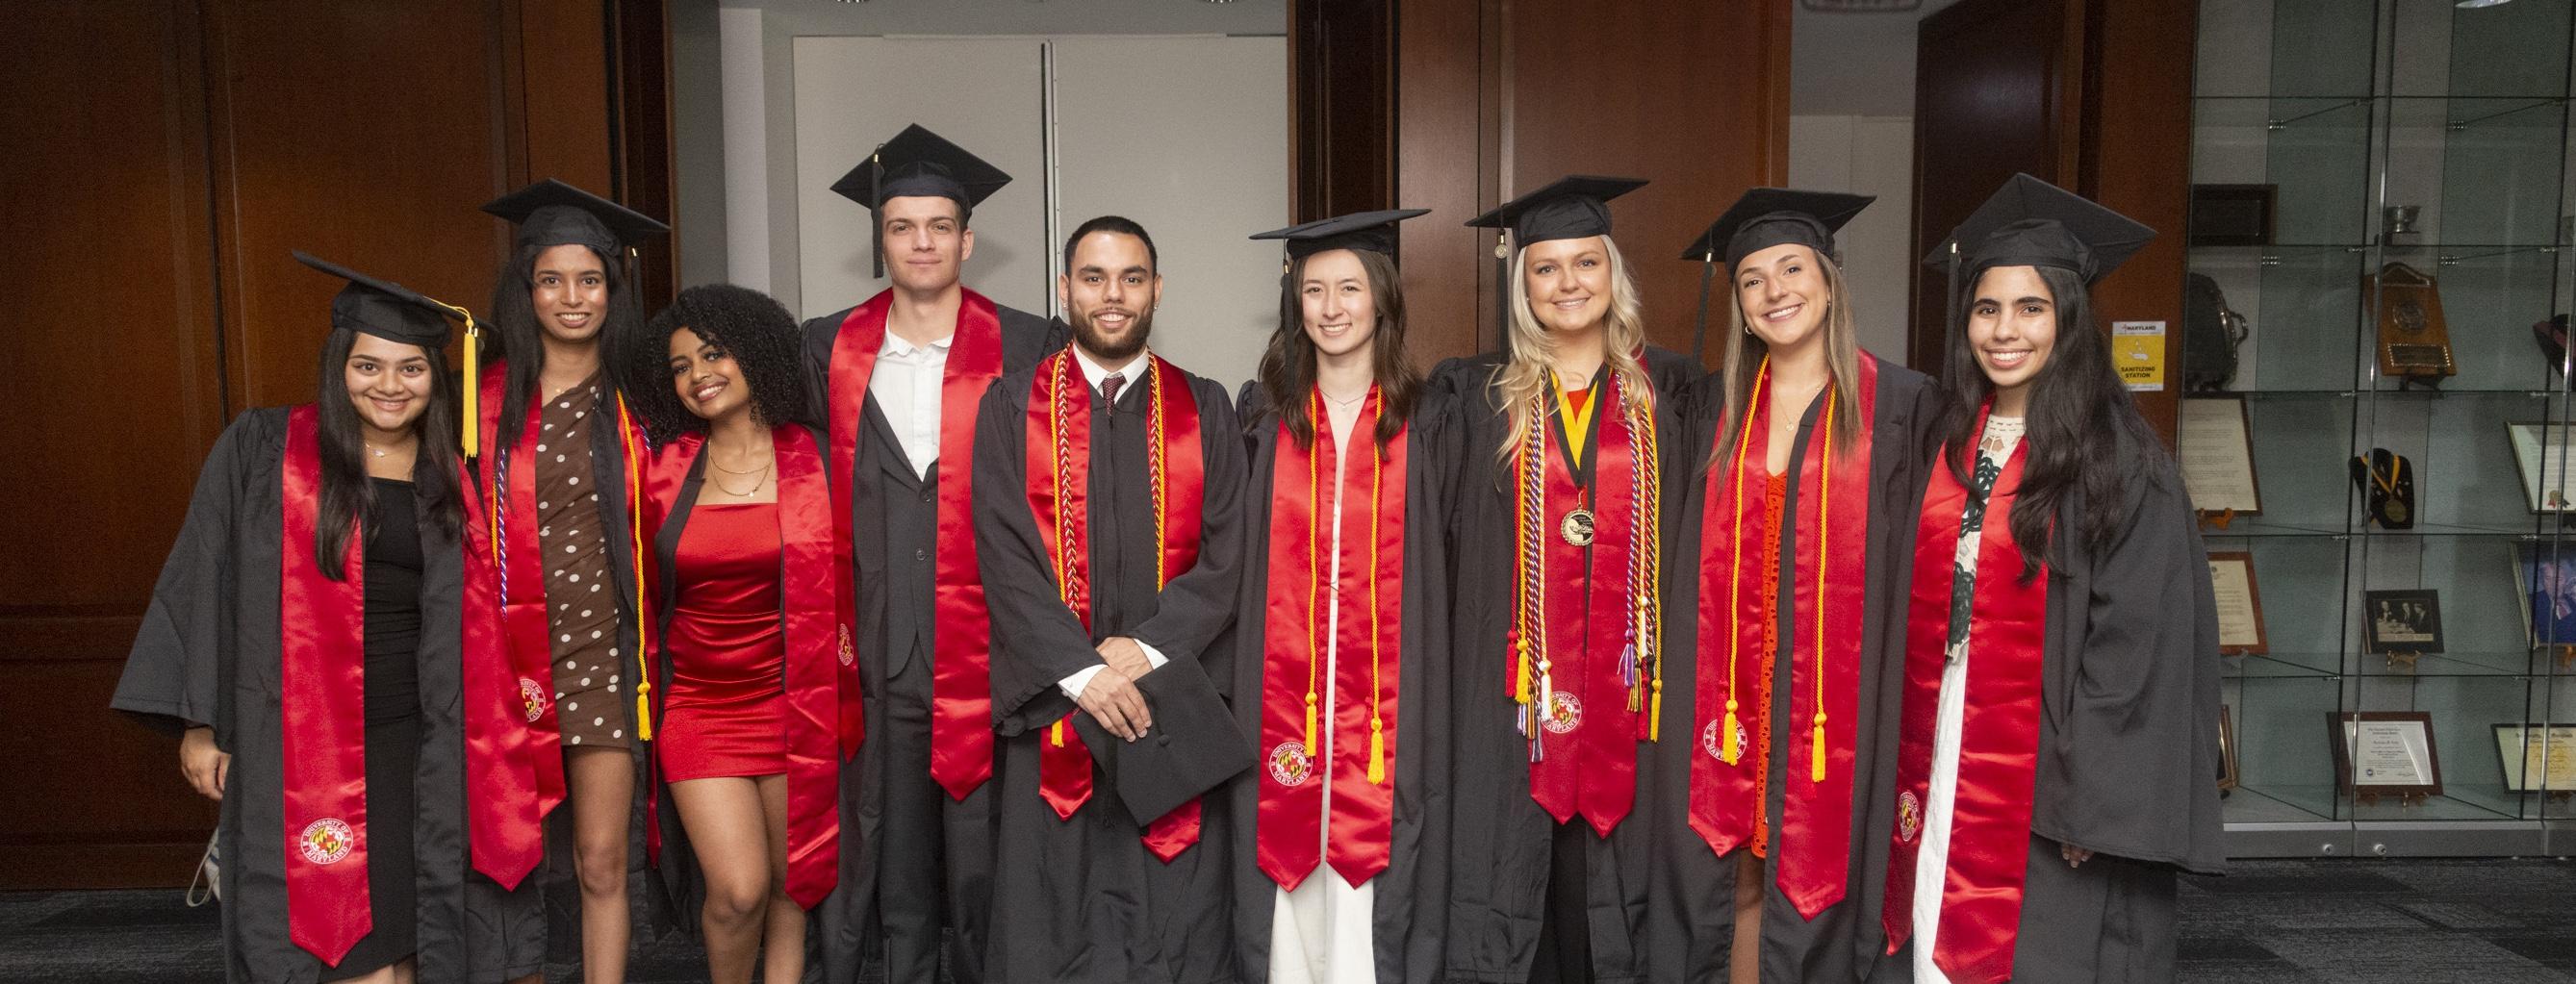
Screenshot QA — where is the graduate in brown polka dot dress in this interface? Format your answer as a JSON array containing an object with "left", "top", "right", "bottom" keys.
[{"left": 479, "top": 178, "right": 669, "bottom": 984}]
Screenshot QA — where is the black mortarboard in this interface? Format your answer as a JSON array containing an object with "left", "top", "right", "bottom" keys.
[
  {"left": 1925, "top": 173, "right": 2155, "bottom": 285},
  {"left": 1682, "top": 188, "right": 1875, "bottom": 267},
  {"left": 1070, "top": 665, "right": 1256, "bottom": 823},
  {"left": 828, "top": 124, "right": 1012, "bottom": 278},
  {"left": 293, "top": 250, "right": 475, "bottom": 348},
  {"left": 1463, "top": 175, "right": 1648, "bottom": 245},
  {"left": 480, "top": 179, "right": 670, "bottom": 256},
  {"left": 1250, "top": 208, "right": 1430, "bottom": 264}
]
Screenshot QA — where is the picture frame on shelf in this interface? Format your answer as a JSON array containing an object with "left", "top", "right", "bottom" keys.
[
  {"left": 2492, "top": 723, "right": 2576, "bottom": 795},
  {"left": 2360, "top": 589, "right": 2442, "bottom": 657},
  {"left": 2217, "top": 705, "right": 2240, "bottom": 794},
  {"left": 2180, "top": 396, "right": 2261, "bottom": 517},
  {"left": 2510, "top": 542, "right": 2576, "bottom": 650},
  {"left": 2187, "top": 184, "right": 2278, "bottom": 247},
  {"left": 2330, "top": 711, "right": 2442, "bottom": 798},
  {"left": 2206, "top": 551, "right": 2268, "bottom": 655},
  {"left": 2504, "top": 421, "right": 2576, "bottom": 513}
]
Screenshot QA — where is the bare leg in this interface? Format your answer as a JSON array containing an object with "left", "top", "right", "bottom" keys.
[
  {"left": 673, "top": 776, "right": 774, "bottom": 984},
  {"left": 329, "top": 958, "right": 412, "bottom": 984},
  {"left": 568, "top": 746, "right": 635, "bottom": 984},
  {"left": 1729, "top": 849, "right": 1764, "bottom": 984},
  {"left": 754, "top": 772, "right": 805, "bottom": 984}
]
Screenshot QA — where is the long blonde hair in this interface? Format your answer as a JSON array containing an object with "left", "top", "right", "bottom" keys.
[
  {"left": 1711, "top": 247, "right": 1861, "bottom": 464},
  {"left": 1487, "top": 235, "right": 1654, "bottom": 467}
]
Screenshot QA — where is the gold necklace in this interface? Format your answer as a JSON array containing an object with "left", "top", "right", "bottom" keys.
[{"left": 710, "top": 463, "right": 770, "bottom": 497}]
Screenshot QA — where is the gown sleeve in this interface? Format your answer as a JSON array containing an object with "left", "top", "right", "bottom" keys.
[
  {"left": 973, "top": 377, "right": 1117, "bottom": 735},
  {"left": 114, "top": 410, "right": 272, "bottom": 743}
]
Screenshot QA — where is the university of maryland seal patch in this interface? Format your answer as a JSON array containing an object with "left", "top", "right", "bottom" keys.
[
  {"left": 838, "top": 624, "right": 857, "bottom": 667},
  {"left": 1699, "top": 718, "right": 1750, "bottom": 762},
  {"left": 518, "top": 676, "right": 548, "bottom": 723},
  {"left": 298, "top": 818, "right": 355, "bottom": 866},
  {"left": 1897, "top": 791, "right": 1924, "bottom": 844},
  {"left": 1266, "top": 742, "right": 1314, "bottom": 788},
  {"left": 1542, "top": 692, "right": 1583, "bottom": 735}
]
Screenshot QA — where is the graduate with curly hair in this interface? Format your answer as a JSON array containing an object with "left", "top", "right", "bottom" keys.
[{"left": 623, "top": 284, "right": 860, "bottom": 984}]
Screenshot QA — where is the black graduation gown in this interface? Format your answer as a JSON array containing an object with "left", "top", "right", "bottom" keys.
[
  {"left": 476, "top": 366, "right": 663, "bottom": 968},
  {"left": 971, "top": 357, "right": 1251, "bottom": 984},
  {"left": 798, "top": 300, "right": 1060, "bottom": 984},
  {"left": 113, "top": 406, "right": 543, "bottom": 984},
  {"left": 1225, "top": 386, "right": 1461, "bottom": 984},
  {"left": 1870, "top": 429, "right": 2228, "bottom": 984},
  {"left": 1431, "top": 348, "right": 1696, "bottom": 984},
  {"left": 1644, "top": 360, "right": 1942, "bottom": 984}
]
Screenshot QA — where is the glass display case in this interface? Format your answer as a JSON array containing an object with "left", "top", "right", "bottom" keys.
[{"left": 2188, "top": 0, "right": 2576, "bottom": 857}]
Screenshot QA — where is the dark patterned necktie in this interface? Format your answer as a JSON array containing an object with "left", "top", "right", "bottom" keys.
[{"left": 1100, "top": 372, "right": 1126, "bottom": 406}]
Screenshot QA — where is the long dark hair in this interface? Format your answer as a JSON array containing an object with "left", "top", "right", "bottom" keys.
[
  {"left": 1254, "top": 248, "right": 1418, "bottom": 449},
  {"left": 621, "top": 283, "right": 811, "bottom": 445},
  {"left": 1938, "top": 265, "right": 2163, "bottom": 580},
  {"left": 314, "top": 326, "right": 465, "bottom": 580},
  {"left": 486, "top": 241, "right": 637, "bottom": 450}
]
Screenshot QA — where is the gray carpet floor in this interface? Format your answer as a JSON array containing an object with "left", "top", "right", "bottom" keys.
[{"left": 3, "top": 857, "right": 2572, "bottom": 981}]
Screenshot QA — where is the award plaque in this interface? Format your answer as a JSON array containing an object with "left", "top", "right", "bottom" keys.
[
  {"left": 2504, "top": 422, "right": 2576, "bottom": 513},
  {"left": 2216, "top": 705, "right": 2241, "bottom": 793},
  {"left": 2361, "top": 589, "right": 2442, "bottom": 658},
  {"left": 2369, "top": 263, "right": 2456, "bottom": 380},
  {"left": 2180, "top": 397, "right": 2262, "bottom": 516},
  {"left": 2331, "top": 711, "right": 2442, "bottom": 797},
  {"left": 2492, "top": 723, "right": 2576, "bottom": 794},
  {"left": 2206, "top": 551, "right": 2268, "bottom": 654},
  {"left": 2348, "top": 448, "right": 2416, "bottom": 530}
]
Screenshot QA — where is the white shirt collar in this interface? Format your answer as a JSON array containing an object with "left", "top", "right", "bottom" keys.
[
  {"left": 879, "top": 330, "right": 954, "bottom": 360},
  {"left": 1072, "top": 345, "right": 1149, "bottom": 393}
]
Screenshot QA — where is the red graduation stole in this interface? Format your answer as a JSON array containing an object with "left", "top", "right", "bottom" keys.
[
  {"left": 827, "top": 289, "right": 1004, "bottom": 800},
  {"left": 1688, "top": 355, "right": 1876, "bottom": 918},
  {"left": 280, "top": 405, "right": 542, "bottom": 966},
  {"left": 1023, "top": 349, "right": 1207, "bottom": 861},
  {"left": 1505, "top": 369, "right": 1664, "bottom": 837},
  {"left": 1880, "top": 419, "right": 2049, "bottom": 984},
  {"left": 1256, "top": 389, "right": 1406, "bottom": 891},
  {"left": 637, "top": 427, "right": 862, "bottom": 909}
]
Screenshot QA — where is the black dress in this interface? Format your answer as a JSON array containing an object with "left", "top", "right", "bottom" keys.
[{"left": 339, "top": 476, "right": 423, "bottom": 979}]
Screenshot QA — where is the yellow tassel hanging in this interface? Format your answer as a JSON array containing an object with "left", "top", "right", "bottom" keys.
[
  {"left": 1648, "top": 678, "right": 1664, "bottom": 740},
  {"left": 458, "top": 318, "right": 481, "bottom": 459},
  {"left": 1515, "top": 649, "right": 1532, "bottom": 705},
  {"left": 1811, "top": 715, "right": 1828, "bottom": 783},
  {"left": 1721, "top": 700, "right": 1742, "bottom": 765},
  {"left": 1051, "top": 719, "right": 1065, "bottom": 747},
  {"left": 635, "top": 694, "right": 653, "bottom": 742},
  {"left": 625, "top": 399, "right": 652, "bottom": 742},
  {"left": 1302, "top": 692, "right": 1319, "bottom": 756},
  {"left": 1366, "top": 716, "right": 1387, "bottom": 785}
]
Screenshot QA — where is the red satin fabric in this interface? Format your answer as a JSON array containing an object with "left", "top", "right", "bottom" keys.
[
  {"left": 474, "top": 365, "right": 570, "bottom": 817},
  {"left": 660, "top": 503, "right": 787, "bottom": 780},
  {"left": 827, "top": 290, "right": 1004, "bottom": 800},
  {"left": 1527, "top": 373, "right": 1646, "bottom": 837},
  {"left": 455, "top": 452, "right": 547, "bottom": 892},
  {"left": 279, "top": 405, "right": 372, "bottom": 966},
  {"left": 1255, "top": 391, "right": 1408, "bottom": 891},
  {"left": 1881, "top": 426, "right": 2049, "bottom": 984},
  {"left": 1022, "top": 352, "right": 1211, "bottom": 860}
]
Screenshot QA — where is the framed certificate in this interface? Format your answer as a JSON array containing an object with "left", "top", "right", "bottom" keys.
[
  {"left": 2216, "top": 705, "right": 2241, "bottom": 793},
  {"left": 2493, "top": 723, "right": 2576, "bottom": 794},
  {"left": 2179, "top": 396, "right": 2262, "bottom": 515},
  {"left": 2504, "top": 422, "right": 2576, "bottom": 513},
  {"left": 2206, "top": 551, "right": 2268, "bottom": 654},
  {"left": 2361, "top": 589, "right": 2443, "bottom": 655},
  {"left": 2331, "top": 711, "right": 2441, "bottom": 797}
]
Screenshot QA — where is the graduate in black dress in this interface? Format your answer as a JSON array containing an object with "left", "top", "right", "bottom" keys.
[
  {"left": 1874, "top": 174, "right": 2225, "bottom": 984},
  {"left": 1229, "top": 211, "right": 1459, "bottom": 984},
  {"left": 1645, "top": 189, "right": 1943, "bottom": 984},
  {"left": 115, "top": 253, "right": 551, "bottom": 983},
  {"left": 474, "top": 178, "right": 668, "bottom": 983},
  {"left": 796, "top": 125, "right": 1062, "bottom": 984},
  {"left": 972, "top": 215, "right": 1256, "bottom": 984},
  {"left": 1436, "top": 177, "right": 1696, "bottom": 984}
]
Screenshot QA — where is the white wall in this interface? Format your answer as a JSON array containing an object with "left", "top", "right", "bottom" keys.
[{"left": 1788, "top": 114, "right": 1915, "bottom": 363}]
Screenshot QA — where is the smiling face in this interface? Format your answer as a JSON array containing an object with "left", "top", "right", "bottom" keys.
[
  {"left": 880, "top": 195, "right": 974, "bottom": 293},
  {"left": 1519, "top": 236, "right": 1613, "bottom": 335},
  {"left": 1967, "top": 265, "right": 2059, "bottom": 414},
  {"left": 529, "top": 243, "right": 608, "bottom": 345},
  {"left": 1059, "top": 230, "right": 1160, "bottom": 363},
  {"left": 1733, "top": 242, "right": 1829, "bottom": 352},
  {"left": 668, "top": 327, "right": 751, "bottom": 423},
  {"left": 344, "top": 333, "right": 435, "bottom": 440},
  {"left": 1297, "top": 248, "right": 1379, "bottom": 364}
]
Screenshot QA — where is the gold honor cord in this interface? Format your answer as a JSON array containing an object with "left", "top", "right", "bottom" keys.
[
  {"left": 1365, "top": 386, "right": 1388, "bottom": 784},
  {"left": 1304, "top": 391, "right": 1324, "bottom": 758},
  {"left": 620, "top": 396, "right": 653, "bottom": 741},
  {"left": 1719, "top": 365, "right": 1768, "bottom": 766},
  {"left": 1811, "top": 392, "right": 1834, "bottom": 785}
]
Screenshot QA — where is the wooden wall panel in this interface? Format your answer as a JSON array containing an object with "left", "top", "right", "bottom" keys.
[
  {"left": 2079, "top": 0, "right": 2197, "bottom": 444},
  {"left": 1291, "top": 0, "right": 1394, "bottom": 224},
  {"left": 0, "top": 0, "right": 225, "bottom": 884},
  {"left": 1393, "top": 0, "right": 1501, "bottom": 364}
]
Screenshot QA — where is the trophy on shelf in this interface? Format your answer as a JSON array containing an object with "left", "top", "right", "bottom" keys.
[{"left": 2368, "top": 263, "right": 2456, "bottom": 387}]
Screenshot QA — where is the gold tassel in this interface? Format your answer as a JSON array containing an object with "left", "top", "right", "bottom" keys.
[
  {"left": 1051, "top": 719, "right": 1065, "bottom": 747},
  {"left": 1721, "top": 700, "right": 1742, "bottom": 765},
  {"left": 635, "top": 694, "right": 653, "bottom": 742},
  {"left": 1515, "top": 649, "right": 1532, "bottom": 704},
  {"left": 1366, "top": 717, "right": 1387, "bottom": 785},
  {"left": 1302, "top": 693, "right": 1319, "bottom": 756},
  {"left": 1648, "top": 678, "right": 1664, "bottom": 740},
  {"left": 459, "top": 318, "right": 481, "bottom": 458},
  {"left": 1811, "top": 716, "right": 1828, "bottom": 783}
]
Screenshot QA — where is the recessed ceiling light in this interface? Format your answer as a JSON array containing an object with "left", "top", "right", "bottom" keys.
[{"left": 2458, "top": 0, "right": 2513, "bottom": 8}]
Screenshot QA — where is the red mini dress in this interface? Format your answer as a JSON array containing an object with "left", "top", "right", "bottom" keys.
[{"left": 658, "top": 501, "right": 788, "bottom": 782}]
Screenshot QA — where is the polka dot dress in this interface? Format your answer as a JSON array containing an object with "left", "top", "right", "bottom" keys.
[{"left": 538, "top": 372, "right": 627, "bottom": 749}]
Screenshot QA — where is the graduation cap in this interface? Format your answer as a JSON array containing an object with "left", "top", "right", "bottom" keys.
[
  {"left": 1249, "top": 208, "right": 1430, "bottom": 267},
  {"left": 1925, "top": 172, "right": 2155, "bottom": 286},
  {"left": 1463, "top": 174, "right": 1648, "bottom": 246},
  {"left": 829, "top": 124, "right": 1013, "bottom": 279},
  {"left": 293, "top": 250, "right": 490, "bottom": 456},
  {"left": 480, "top": 178, "right": 670, "bottom": 257},
  {"left": 1069, "top": 665, "right": 1256, "bottom": 823},
  {"left": 1679, "top": 188, "right": 1875, "bottom": 359}
]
